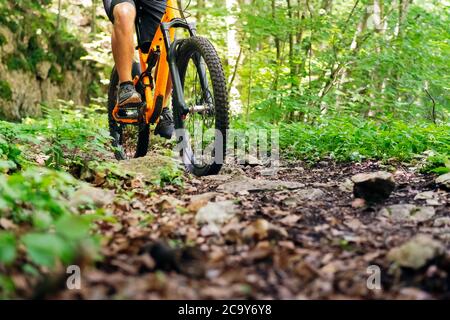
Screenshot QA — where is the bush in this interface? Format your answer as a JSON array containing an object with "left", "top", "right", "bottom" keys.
[
  {"left": 0, "top": 80, "right": 12, "bottom": 100},
  {"left": 233, "top": 116, "right": 450, "bottom": 171}
]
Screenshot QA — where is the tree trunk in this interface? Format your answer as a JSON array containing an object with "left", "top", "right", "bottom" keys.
[
  {"left": 272, "top": 0, "right": 281, "bottom": 95},
  {"left": 196, "top": 0, "right": 205, "bottom": 23},
  {"left": 56, "top": 0, "right": 62, "bottom": 30},
  {"left": 226, "top": 0, "right": 242, "bottom": 113},
  {"left": 91, "top": 0, "right": 97, "bottom": 34}
]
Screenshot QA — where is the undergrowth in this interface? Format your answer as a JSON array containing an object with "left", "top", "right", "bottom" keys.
[
  {"left": 0, "top": 102, "right": 180, "bottom": 298},
  {"left": 232, "top": 115, "right": 450, "bottom": 173}
]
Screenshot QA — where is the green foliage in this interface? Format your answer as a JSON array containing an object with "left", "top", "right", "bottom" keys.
[
  {"left": 0, "top": 0, "right": 88, "bottom": 78},
  {"left": 4, "top": 54, "right": 30, "bottom": 71},
  {"left": 0, "top": 134, "right": 23, "bottom": 173},
  {"left": 227, "top": 0, "right": 450, "bottom": 122},
  {"left": 0, "top": 33, "right": 6, "bottom": 46},
  {"left": 156, "top": 165, "right": 183, "bottom": 187},
  {"left": 0, "top": 80, "right": 12, "bottom": 100},
  {"left": 0, "top": 232, "right": 16, "bottom": 265},
  {"left": 0, "top": 103, "right": 112, "bottom": 171},
  {"left": 281, "top": 117, "right": 449, "bottom": 163},
  {"left": 0, "top": 168, "right": 77, "bottom": 223},
  {"left": 234, "top": 115, "right": 449, "bottom": 171},
  {"left": 421, "top": 154, "right": 450, "bottom": 175},
  {"left": 0, "top": 167, "right": 101, "bottom": 297}
]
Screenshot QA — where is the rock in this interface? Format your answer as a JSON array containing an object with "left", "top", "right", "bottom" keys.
[
  {"left": 279, "top": 215, "right": 300, "bottom": 226},
  {"left": 296, "top": 188, "right": 326, "bottom": 201},
  {"left": 119, "top": 153, "right": 179, "bottom": 182},
  {"left": 36, "top": 61, "right": 52, "bottom": 80},
  {"left": 195, "top": 201, "right": 238, "bottom": 231},
  {"left": 351, "top": 198, "right": 366, "bottom": 208},
  {"left": 156, "top": 195, "right": 183, "bottom": 212},
  {"left": 0, "top": 26, "right": 14, "bottom": 54},
  {"left": 187, "top": 192, "right": 219, "bottom": 212},
  {"left": 351, "top": 171, "right": 395, "bottom": 203},
  {"left": 69, "top": 185, "right": 115, "bottom": 208},
  {"left": 433, "top": 217, "right": 450, "bottom": 228},
  {"left": 200, "top": 224, "right": 221, "bottom": 237},
  {"left": 414, "top": 191, "right": 440, "bottom": 206},
  {"left": 436, "top": 173, "right": 450, "bottom": 190},
  {"left": 218, "top": 175, "right": 305, "bottom": 193},
  {"left": 0, "top": 218, "right": 17, "bottom": 230},
  {"left": 202, "top": 174, "right": 233, "bottom": 182},
  {"left": 283, "top": 188, "right": 326, "bottom": 206},
  {"left": 339, "top": 179, "right": 354, "bottom": 192},
  {"left": 380, "top": 204, "right": 435, "bottom": 223},
  {"left": 398, "top": 288, "right": 432, "bottom": 300},
  {"left": 387, "top": 235, "right": 444, "bottom": 269},
  {"left": 243, "top": 154, "right": 262, "bottom": 167},
  {"left": 414, "top": 191, "right": 435, "bottom": 200},
  {"left": 242, "top": 219, "right": 288, "bottom": 241},
  {"left": 426, "top": 199, "right": 441, "bottom": 206}
]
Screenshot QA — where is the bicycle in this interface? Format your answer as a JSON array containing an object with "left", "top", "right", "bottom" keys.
[{"left": 107, "top": 0, "right": 229, "bottom": 177}]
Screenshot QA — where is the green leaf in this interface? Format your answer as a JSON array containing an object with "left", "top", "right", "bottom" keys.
[
  {"left": 0, "top": 232, "right": 17, "bottom": 265},
  {"left": 55, "top": 215, "right": 91, "bottom": 240},
  {"left": 21, "top": 233, "right": 72, "bottom": 267}
]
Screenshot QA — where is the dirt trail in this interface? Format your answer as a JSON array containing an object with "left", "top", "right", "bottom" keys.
[{"left": 54, "top": 159, "right": 450, "bottom": 300}]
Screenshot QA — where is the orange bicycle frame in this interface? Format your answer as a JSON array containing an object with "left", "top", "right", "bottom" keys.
[{"left": 112, "top": 0, "right": 180, "bottom": 124}]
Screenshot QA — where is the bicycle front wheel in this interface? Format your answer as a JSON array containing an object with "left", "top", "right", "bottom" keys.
[{"left": 175, "top": 36, "right": 229, "bottom": 176}]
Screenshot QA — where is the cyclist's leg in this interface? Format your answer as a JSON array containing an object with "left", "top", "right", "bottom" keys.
[{"left": 104, "top": 0, "right": 142, "bottom": 106}]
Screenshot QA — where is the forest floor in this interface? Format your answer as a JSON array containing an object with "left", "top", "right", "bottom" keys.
[{"left": 48, "top": 146, "right": 450, "bottom": 300}]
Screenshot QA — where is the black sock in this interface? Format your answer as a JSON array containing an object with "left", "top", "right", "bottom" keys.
[{"left": 120, "top": 81, "right": 134, "bottom": 87}]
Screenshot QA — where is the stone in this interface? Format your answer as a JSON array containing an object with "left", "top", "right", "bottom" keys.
[
  {"left": 436, "top": 173, "right": 450, "bottom": 190},
  {"left": 398, "top": 288, "right": 432, "bottom": 300},
  {"left": 218, "top": 175, "right": 305, "bottom": 193},
  {"left": 283, "top": 188, "right": 326, "bottom": 206},
  {"left": 69, "top": 185, "right": 115, "bottom": 208},
  {"left": 187, "top": 192, "right": 219, "bottom": 212},
  {"left": 156, "top": 195, "right": 183, "bottom": 212},
  {"left": 351, "top": 198, "right": 366, "bottom": 208},
  {"left": 433, "top": 217, "right": 450, "bottom": 228},
  {"left": 119, "top": 153, "right": 179, "bottom": 182},
  {"left": 380, "top": 204, "right": 435, "bottom": 223},
  {"left": 195, "top": 201, "right": 238, "bottom": 231},
  {"left": 243, "top": 154, "right": 262, "bottom": 166},
  {"left": 0, "top": 26, "right": 15, "bottom": 55},
  {"left": 295, "top": 188, "right": 326, "bottom": 201},
  {"left": 351, "top": 171, "right": 395, "bottom": 203},
  {"left": 414, "top": 191, "right": 435, "bottom": 200},
  {"left": 339, "top": 178, "right": 354, "bottom": 192},
  {"left": 387, "top": 234, "right": 443, "bottom": 269},
  {"left": 36, "top": 61, "right": 52, "bottom": 80}
]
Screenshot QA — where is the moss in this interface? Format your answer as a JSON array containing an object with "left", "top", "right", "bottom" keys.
[
  {"left": 48, "top": 65, "right": 64, "bottom": 84},
  {"left": 4, "top": 54, "right": 31, "bottom": 71},
  {"left": 49, "top": 32, "right": 88, "bottom": 71},
  {"left": 0, "top": 80, "right": 12, "bottom": 100},
  {"left": 88, "top": 81, "right": 102, "bottom": 99},
  {"left": 0, "top": 33, "right": 6, "bottom": 47},
  {"left": 28, "top": 36, "right": 51, "bottom": 69}
]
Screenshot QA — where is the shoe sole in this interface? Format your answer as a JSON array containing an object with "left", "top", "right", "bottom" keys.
[{"left": 118, "top": 93, "right": 142, "bottom": 107}]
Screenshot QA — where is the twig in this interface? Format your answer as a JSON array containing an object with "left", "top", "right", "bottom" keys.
[
  {"left": 228, "top": 47, "right": 243, "bottom": 97},
  {"left": 425, "top": 88, "right": 437, "bottom": 124}
]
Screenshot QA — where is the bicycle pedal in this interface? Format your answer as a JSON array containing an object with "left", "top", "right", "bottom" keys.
[{"left": 114, "top": 103, "right": 146, "bottom": 123}]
